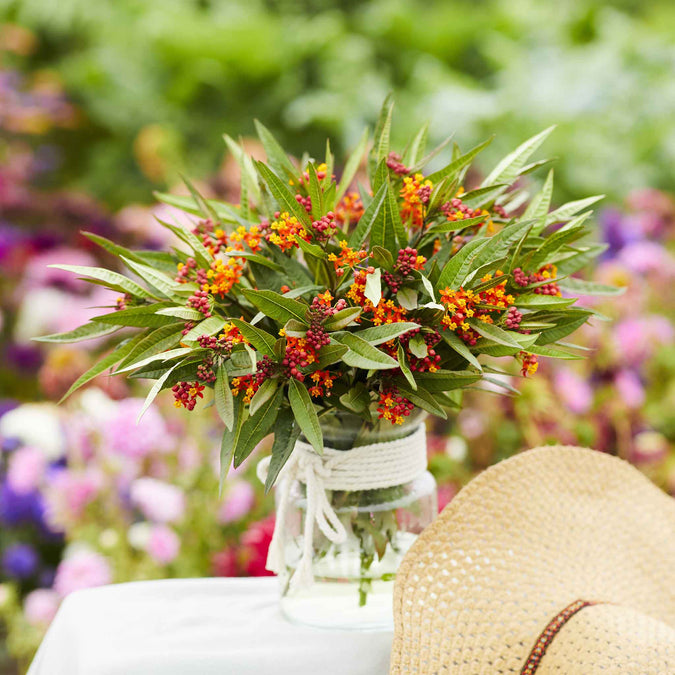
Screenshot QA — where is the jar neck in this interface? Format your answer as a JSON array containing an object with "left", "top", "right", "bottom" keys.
[{"left": 314, "top": 409, "right": 427, "bottom": 451}]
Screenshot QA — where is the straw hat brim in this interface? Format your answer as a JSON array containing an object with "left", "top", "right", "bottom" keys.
[{"left": 390, "top": 445, "right": 675, "bottom": 674}]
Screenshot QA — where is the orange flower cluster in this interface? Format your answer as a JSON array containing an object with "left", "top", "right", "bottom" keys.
[
  {"left": 221, "top": 322, "right": 247, "bottom": 347},
  {"left": 269, "top": 212, "right": 311, "bottom": 252},
  {"left": 203, "top": 258, "right": 244, "bottom": 296},
  {"left": 328, "top": 240, "right": 368, "bottom": 276},
  {"left": 347, "top": 268, "right": 408, "bottom": 326},
  {"left": 227, "top": 225, "right": 262, "bottom": 253},
  {"left": 230, "top": 375, "right": 259, "bottom": 404},
  {"left": 519, "top": 352, "right": 539, "bottom": 377},
  {"left": 440, "top": 272, "right": 515, "bottom": 344},
  {"left": 400, "top": 173, "right": 433, "bottom": 229},
  {"left": 308, "top": 370, "right": 338, "bottom": 398},
  {"left": 335, "top": 192, "right": 365, "bottom": 225},
  {"left": 377, "top": 388, "right": 415, "bottom": 425}
]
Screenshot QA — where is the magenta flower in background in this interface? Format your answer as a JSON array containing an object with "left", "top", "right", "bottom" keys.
[
  {"left": 53, "top": 550, "right": 112, "bottom": 597},
  {"left": 21, "top": 247, "right": 97, "bottom": 292},
  {"left": 614, "top": 369, "right": 646, "bottom": 410},
  {"left": 240, "top": 516, "right": 275, "bottom": 577},
  {"left": 45, "top": 468, "right": 102, "bottom": 529},
  {"left": 104, "top": 399, "right": 171, "bottom": 459},
  {"left": 613, "top": 316, "right": 674, "bottom": 366},
  {"left": 23, "top": 589, "right": 60, "bottom": 627},
  {"left": 129, "top": 478, "right": 185, "bottom": 523},
  {"left": 6, "top": 446, "right": 47, "bottom": 494},
  {"left": 218, "top": 481, "right": 255, "bottom": 524},
  {"left": 617, "top": 241, "right": 675, "bottom": 278},
  {"left": 553, "top": 368, "right": 594, "bottom": 415},
  {"left": 146, "top": 525, "right": 180, "bottom": 565}
]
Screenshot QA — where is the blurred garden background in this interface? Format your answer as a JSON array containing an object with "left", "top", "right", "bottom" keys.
[{"left": 0, "top": 0, "right": 674, "bottom": 671}]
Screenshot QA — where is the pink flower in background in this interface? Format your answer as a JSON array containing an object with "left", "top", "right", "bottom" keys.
[
  {"left": 212, "top": 548, "right": 239, "bottom": 577},
  {"left": 437, "top": 484, "right": 458, "bottom": 512},
  {"left": 22, "top": 247, "right": 96, "bottom": 292},
  {"left": 104, "top": 399, "right": 171, "bottom": 459},
  {"left": 45, "top": 469, "right": 103, "bottom": 528},
  {"left": 219, "top": 482, "right": 255, "bottom": 524},
  {"left": 240, "top": 516, "right": 275, "bottom": 577},
  {"left": 129, "top": 478, "right": 185, "bottom": 523},
  {"left": 53, "top": 550, "right": 112, "bottom": 597},
  {"left": 613, "top": 316, "right": 674, "bottom": 366},
  {"left": 24, "top": 589, "right": 60, "bottom": 626},
  {"left": 618, "top": 241, "right": 675, "bottom": 278},
  {"left": 146, "top": 525, "right": 180, "bottom": 564},
  {"left": 7, "top": 446, "right": 47, "bottom": 493},
  {"left": 614, "top": 370, "right": 645, "bottom": 410},
  {"left": 553, "top": 368, "right": 594, "bottom": 414}
]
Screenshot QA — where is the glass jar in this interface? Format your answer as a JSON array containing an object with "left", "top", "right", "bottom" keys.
[{"left": 277, "top": 410, "right": 437, "bottom": 630}]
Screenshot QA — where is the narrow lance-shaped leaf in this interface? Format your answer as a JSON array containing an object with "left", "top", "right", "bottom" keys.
[
  {"left": 254, "top": 119, "right": 297, "bottom": 181},
  {"left": 264, "top": 407, "right": 301, "bottom": 492},
  {"left": 48, "top": 265, "right": 155, "bottom": 299},
  {"left": 288, "top": 378, "right": 323, "bottom": 455},
  {"left": 233, "top": 386, "right": 284, "bottom": 468},
  {"left": 334, "top": 333, "right": 399, "bottom": 370},
  {"left": 241, "top": 289, "right": 308, "bottom": 325},
  {"left": 256, "top": 161, "right": 312, "bottom": 227},
  {"left": 215, "top": 364, "right": 234, "bottom": 431},
  {"left": 229, "top": 319, "right": 277, "bottom": 357},
  {"left": 249, "top": 378, "right": 279, "bottom": 416},
  {"left": 336, "top": 127, "right": 369, "bottom": 202},
  {"left": 348, "top": 181, "right": 387, "bottom": 248},
  {"left": 34, "top": 321, "right": 121, "bottom": 344},
  {"left": 397, "top": 344, "right": 417, "bottom": 391}
]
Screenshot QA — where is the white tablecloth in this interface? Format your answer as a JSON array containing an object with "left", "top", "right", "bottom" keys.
[{"left": 27, "top": 578, "right": 394, "bottom": 675}]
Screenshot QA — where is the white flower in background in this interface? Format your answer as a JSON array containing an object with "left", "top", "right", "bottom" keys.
[
  {"left": 127, "top": 522, "right": 152, "bottom": 550},
  {"left": 0, "top": 403, "right": 65, "bottom": 461}
]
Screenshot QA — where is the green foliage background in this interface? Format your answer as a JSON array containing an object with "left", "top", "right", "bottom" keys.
[{"left": 3, "top": 0, "right": 675, "bottom": 205}]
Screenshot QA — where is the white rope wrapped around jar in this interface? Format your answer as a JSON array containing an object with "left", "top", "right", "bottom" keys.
[{"left": 257, "top": 424, "right": 428, "bottom": 592}]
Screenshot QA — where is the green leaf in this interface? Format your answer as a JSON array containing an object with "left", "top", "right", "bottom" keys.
[
  {"left": 48, "top": 265, "right": 155, "bottom": 299},
  {"left": 249, "top": 378, "right": 279, "bottom": 416},
  {"left": 354, "top": 322, "right": 419, "bottom": 346},
  {"left": 397, "top": 344, "right": 417, "bottom": 390},
  {"left": 339, "top": 383, "right": 371, "bottom": 414},
  {"left": 288, "top": 378, "right": 323, "bottom": 454},
  {"left": 182, "top": 316, "right": 227, "bottom": 344},
  {"left": 313, "top": 342, "right": 348, "bottom": 369},
  {"left": 559, "top": 278, "right": 625, "bottom": 296},
  {"left": 397, "top": 287, "right": 418, "bottom": 310},
  {"left": 371, "top": 180, "right": 405, "bottom": 254},
  {"left": 408, "top": 334, "right": 428, "bottom": 359},
  {"left": 544, "top": 195, "right": 604, "bottom": 227},
  {"left": 536, "top": 315, "right": 592, "bottom": 345},
  {"left": 121, "top": 256, "right": 185, "bottom": 301},
  {"left": 215, "top": 364, "right": 234, "bottom": 431},
  {"left": 469, "top": 320, "right": 525, "bottom": 349},
  {"left": 527, "top": 344, "right": 584, "bottom": 360},
  {"left": 264, "top": 408, "right": 301, "bottom": 492},
  {"left": 370, "top": 246, "right": 394, "bottom": 270},
  {"left": 426, "top": 136, "right": 493, "bottom": 185},
  {"left": 307, "top": 163, "right": 324, "bottom": 220},
  {"left": 437, "top": 238, "right": 490, "bottom": 290},
  {"left": 482, "top": 126, "right": 555, "bottom": 188},
  {"left": 515, "top": 294, "right": 576, "bottom": 309},
  {"left": 256, "top": 161, "right": 312, "bottom": 227},
  {"left": 115, "top": 347, "right": 194, "bottom": 374},
  {"left": 336, "top": 128, "right": 369, "bottom": 202},
  {"left": 523, "top": 169, "right": 554, "bottom": 233},
  {"left": 223, "top": 134, "right": 261, "bottom": 204},
  {"left": 348, "top": 181, "right": 387, "bottom": 248},
  {"left": 155, "top": 306, "right": 204, "bottom": 321},
  {"left": 470, "top": 219, "right": 534, "bottom": 271},
  {"left": 440, "top": 330, "right": 482, "bottom": 370},
  {"left": 117, "top": 324, "right": 184, "bottom": 370},
  {"left": 233, "top": 385, "right": 284, "bottom": 468},
  {"left": 241, "top": 289, "right": 308, "bottom": 324},
  {"left": 364, "top": 267, "right": 382, "bottom": 307},
  {"left": 229, "top": 319, "right": 278, "bottom": 357},
  {"left": 34, "top": 322, "right": 121, "bottom": 344},
  {"left": 284, "top": 319, "right": 307, "bottom": 338},
  {"left": 425, "top": 215, "right": 488, "bottom": 236},
  {"left": 556, "top": 244, "right": 608, "bottom": 276},
  {"left": 220, "top": 398, "right": 244, "bottom": 490},
  {"left": 254, "top": 119, "right": 297, "bottom": 181},
  {"left": 94, "top": 305, "right": 177, "bottom": 328},
  {"left": 408, "top": 134, "right": 455, "bottom": 173},
  {"left": 323, "top": 307, "right": 362, "bottom": 331},
  {"left": 58, "top": 333, "right": 145, "bottom": 402},
  {"left": 406, "top": 122, "right": 429, "bottom": 167},
  {"left": 82, "top": 232, "right": 146, "bottom": 265},
  {"left": 369, "top": 95, "right": 394, "bottom": 180},
  {"left": 155, "top": 217, "right": 213, "bottom": 268},
  {"left": 136, "top": 359, "right": 186, "bottom": 422},
  {"left": 224, "top": 249, "right": 284, "bottom": 271},
  {"left": 396, "top": 384, "right": 447, "bottom": 419},
  {"left": 333, "top": 333, "right": 399, "bottom": 370},
  {"left": 410, "top": 369, "right": 481, "bottom": 392},
  {"left": 295, "top": 237, "right": 326, "bottom": 260}
]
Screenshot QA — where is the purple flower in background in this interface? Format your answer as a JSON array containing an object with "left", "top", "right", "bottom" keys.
[
  {"left": 0, "top": 482, "right": 45, "bottom": 527},
  {"left": 600, "top": 208, "right": 640, "bottom": 256},
  {"left": 553, "top": 368, "right": 594, "bottom": 414},
  {"left": 2, "top": 543, "right": 38, "bottom": 579},
  {"left": 617, "top": 241, "right": 675, "bottom": 278},
  {"left": 53, "top": 550, "right": 112, "bottom": 597}
]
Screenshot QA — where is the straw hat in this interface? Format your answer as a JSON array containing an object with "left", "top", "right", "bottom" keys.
[{"left": 390, "top": 445, "right": 675, "bottom": 674}]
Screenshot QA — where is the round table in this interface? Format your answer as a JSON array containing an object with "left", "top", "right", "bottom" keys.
[{"left": 28, "top": 577, "right": 394, "bottom": 674}]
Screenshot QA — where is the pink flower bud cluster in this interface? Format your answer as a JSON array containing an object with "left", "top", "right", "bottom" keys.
[
  {"left": 305, "top": 295, "right": 345, "bottom": 351},
  {"left": 187, "top": 289, "right": 211, "bottom": 317},
  {"left": 513, "top": 267, "right": 560, "bottom": 296},
  {"left": 513, "top": 267, "right": 530, "bottom": 287},
  {"left": 171, "top": 381, "right": 205, "bottom": 410},
  {"left": 196, "top": 363, "right": 216, "bottom": 384},
  {"left": 175, "top": 257, "right": 196, "bottom": 282},
  {"left": 255, "top": 355, "right": 276, "bottom": 384},
  {"left": 395, "top": 247, "right": 420, "bottom": 276},
  {"left": 311, "top": 212, "right": 336, "bottom": 242},
  {"left": 399, "top": 328, "right": 442, "bottom": 372},
  {"left": 294, "top": 194, "right": 312, "bottom": 214},
  {"left": 504, "top": 306, "right": 523, "bottom": 329},
  {"left": 386, "top": 152, "right": 410, "bottom": 175}
]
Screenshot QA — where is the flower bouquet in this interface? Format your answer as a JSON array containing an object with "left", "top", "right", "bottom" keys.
[{"left": 37, "top": 98, "right": 616, "bottom": 628}]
